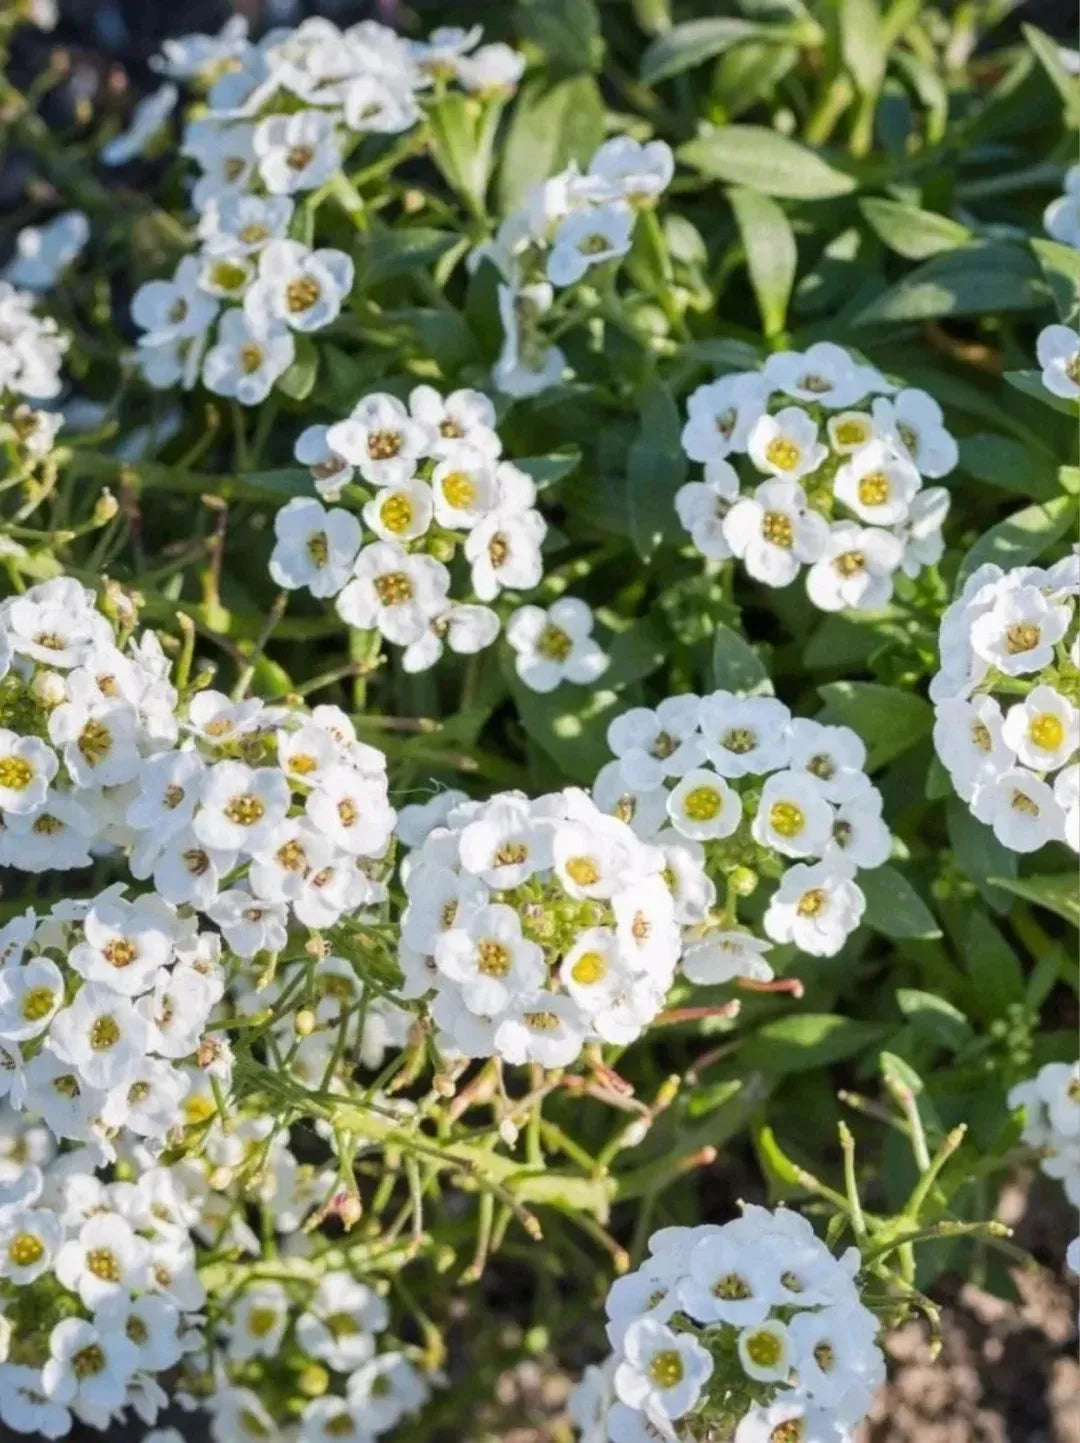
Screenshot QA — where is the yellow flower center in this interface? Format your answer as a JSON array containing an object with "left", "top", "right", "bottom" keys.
[
  {"left": 224, "top": 794, "right": 266, "bottom": 826},
  {"left": 722, "top": 727, "right": 756, "bottom": 754},
  {"left": 286, "top": 145, "right": 314, "bottom": 170},
  {"left": 1005, "top": 623, "right": 1040, "bottom": 655},
  {"left": 1010, "top": 789, "right": 1039, "bottom": 816},
  {"left": 536, "top": 625, "right": 573, "bottom": 662},
  {"left": 210, "top": 260, "right": 248, "bottom": 292},
  {"left": 0, "top": 756, "right": 34, "bottom": 790},
  {"left": 103, "top": 939, "right": 138, "bottom": 969},
  {"left": 476, "top": 940, "right": 511, "bottom": 977},
  {"left": 488, "top": 532, "right": 509, "bottom": 568},
  {"left": 494, "top": 842, "right": 527, "bottom": 867},
  {"left": 857, "top": 472, "right": 890, "bottom": 507},
  {"left": 20, "top": 986, "right": 55, "bottom": 1022},
  {"left": 762, "top": 510, "right": 794, "bottom": 548},
  {"left": 683, "top": 785, "right": 722, "bottom": 822},
  {"left": 441, "top": 471, "right": 477, "bottom": 510},
  {"left": 373, "top": 571, "right": 414, "bottom": 606},
  {"left": 379, "top": 494, "right": 414, "bottom": 534},
  {"left": 90, "top": 1016, "right": 121, "bottom": 1051},
  {"left": 797, "top": 888, "right": 826, "bottom": 917},
  {"left": 523, "top": 1010, "right": 560, "bottom": 1032},
  {"left": 970, "top": 721, "right": 992, "bottom": 753},
  {"left": 765, "top": 438, "right": 801, "bottom": 472},
  {"left": 247, "top": 1306, "right": 280, "bottom": 1338},
  {"left": 71, "top": 1344, "right": 106, "bottom": 1379},
  {"left": 126, "top": 1316, "right": 149, "bottom": 1345},
  {"left": 8, "top": 1232, "right": 44, "bottom": 1267},
  {"left": 745, "top": 1328, "right": 784, "bottom": 1368},
  {"left": 571, "top": 951, "right": 607, "bottom": 985},
  {"left": 238, "top": 223, "right": 269, "bottom": 245},
  {"left": 87, "top": 1248, "right": 121, "bottom": 1282},
  {"left": 239, "top": 343, "right": 264, "bottom": 374},
  {"left": 1029, "top": 712, "right": 1064, "bottom": 751},
  {"left": 769, "top": 801, "right": 805, "bottom": 838},
  {"left": 286, "top": 276, "right": 321, "bottom": 313},
  {"left": 814, "top": 1341, "right": 835, "bottom": 1371},
  {"left": 771, "top": 1421, "right": 804, "bottom": 1443},
  {"left": 306, "top": 531, "right": 329, "bottom": 567},
  {"left": 565, "top": 856, "right": 599, "bottom": 887},
  {"left": 833, "top": 419, "right": 869, "bottom": 447},
  {"left": 713, "top": 1272, "right": 751, "bottom": 1299},
  {"left": 833, "top": 551, "right": 865, "bottom": 577},
  {"left": 367, "top": 429, "right": 402, "bottom": 460},
  {"left": 646, "top": 1349, "right": 685, "bottom": 1388},
  {"left": 77, "top": 719, "right": 113, "bottom": 767}
]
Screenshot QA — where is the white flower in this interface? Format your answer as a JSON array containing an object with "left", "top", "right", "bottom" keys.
[
  {"left": 296, "top": 1271, "right": 387, "bottom": 1372},
  {"left": 198, "top": 193, "right": 294, "bottom": 258},
  {"left": 67, "top": 892, "right": 176, "bottom": 997},
  {"left": 457, "top": 42, "right": 527, "bottom": 93},
  {"left": 764, "top": 862, "right": 866, "bottom": 956},
  {"left": 54, "top": 1211, "right": 151, "bottom": 1308},
  {"left": 733, "top": 1392, "right": 845, "bottom": 1443},
  {"left": 737, "top": 1319, "right": 793, "bottom": 1384},
  {"left": 269, "top": 497, "right": 362, "bottom": 597},
  {"left": 547, "top": 203, "right": 635, "bottom": 287},
  {"left": 826, "top": 410, "right": 875, "bottom": 454},
  {"left": 0, "top": 1204, "right": 63, "bottom": 1283},
  {"left": 675, "top": 460, "right": 740, "bottom": 559},
  {"left": 493, "top": 283, "right": 567, "bottom": 397},
  {"left": 681, "top": 930, "right": 774, "bottom": 986},
  {"left": 607, "top": 696, "right": 705, "bottom": 790},
  {"left": 48, "top": 985, "right": 152, "bottom": 1090},
  {"left": 667, "top": 768, "right": 743, "bottom": 841},
  {"left": 295, "top": 423, "right": 354, "bottom": 498},
  {"left": 101, "top": 84, "right": 178, "bottom": 166},
  {"left": 677, "top": 1230, "right": 773, "bottom": 1325},
  {"left": 0, "top": 1363, "right": 71, "bottom": 1438},
  {"left": 409, "top": 384, "right": 500, "bottom": 459},
  {"left": 184, "top": 119, "right": 258, "bottom": 210},
  {"left": 698, "top": 693, "right": 789, "bottom": 778},
  {"left": 969, "top": 585, "right": 1071, "bottom": 675},
  {"left": 786, "top": 719, "right": 869, "bottom": 803},
  {"left": 194, "top": 760, "right": 291, "bottom": 853},
  {"left": 788, "top": 1303, "right": 885, "bottom": 1414},
  {"left": 1036, "top": 1061, "right": 1080, "bottom": 1139},
  {"left": 897, "top": 486, "right": 949, "bottom": 578},
  {"left": 125, "top": 747, "right": 204, "bottom": 840},
  {"left": 3, "top": 212, "right": 89, "bottom": 291},
  {"left": 465, "top": 507, "right": 546, "bottom": 600},
  {"left": 202, "top": 308, "right": 295, "bottom": 406},
  {"left": 1055, "top": 764, "right": 1079, "bottom": 851},
  {"left": 971, "top": 767, "right": 1065, "bottom": 852},
  {"left": 748, "top": 408, "right": 829, "bottom": 481},
  {"left": 402, "top": 603, "right": 501, "bottom": 673},
  {"left": 805, "top": 523, "right": 904, "bottom": 612},
  {"left": 764, "top": 342, "right": 873, "bottom": 408},
  {"left": 506, "top": 598, "right": 608, "bottom": 693},
  {"left": 493, "top": 992, "right": 587, "bottom": 1067},
  {"left": 723, "top": 479, "right": 829, "bottom": 587},
  {"left": 435, "top": 904, "right": 545, "bottom": 1016},
  {"left": 1045, "top": 164, "right": 1080, "bottom": 248},
  {"left": 826, "top": 789, "right": 892, "bottom": 873},
  {"left": 245, "top": 240, "right": 354, "bottom": 333},
  {"left": 336, "top": 543, "right": 451, "bottom": 645},
  {"left": 254, "top": 110, "right": 340, "bottom": 194},
  {"left": 0, "top": 729, "right": 56, "bottom": 813},
  {"left": 210, "top": 1387, "right": 277, "bottom": 1443},
  {"left": 584, "top": 137, "right": 674, "bottom": 204},
  {"left": 346, "top": 1352, "right": 428, "bottom": 1432},
  {"left": 1001, "top": 684, "right": 1079, "bottom": 773},
  {"left": 328, "top": 392, "right": 433, "bottom": 487},
  {"left": 41, "top": 1317, "right": 139, "bottom": 1414},
  {"left": 592, "top": 760, "right": 669, "bottom": 839},
  {"left": 870, "top": 389, "right": 957, "bottom": 477},
  {"left": 0, "top": 956, "right": 64, "bottom": 1041},
  {"left": 613, "top": 1319, "right": 713, "bottom": 1421},
  {"left": 2, "top": 794, "right": 95, "bottom": 872},
  {"left": 1037, "top": 324, "right": 1080, "bottom": 399},
  {"left": 681, "top": 374, "right": 768, "bottom": 463},
  {"left": 132, "top": 256, "right": 219, "bottom": 345},
  {"left": 833, "top": 440, "right": 921, "bottom": 525},
  {"left": 304, "top": 764, "right": 396, "bottom": 857},
  {"left": 752, "top": 770, "right": 834, "bottom": 858}
]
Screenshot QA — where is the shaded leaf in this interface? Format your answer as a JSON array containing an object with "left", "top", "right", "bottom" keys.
[
  {"left": 817, "top": 681, "right": 932, "bottom": 769},
  {"left": 627, "top": 381, "right": 686, "bottom": 560},
  {"left": 859, "top": 197, "right": 971, "bottom": 260},
  {"left": 678, "top": 126, "right": 855, "bottom": 200},
  {"left": 742, "top": 1014, "right": 888, "bottom": 1073},
  {"left": 955, "top": 495, "right": 1077, "bottom": 590},
  {"left": 989, "top": 874, "right": 1080, "bottom": 929},
  {"left": 851, "top": 244, "right": 1047, "bottom": 326},
  {"left": 729, "top": 187, "right": 797, "bottom": 338},
  {"left": 711, "top": 623, "right": 771, "bottom": 695},
  {"left": 896, "top": 989, "right": 972, "bottom": 1051},
  {"left": 861, "top": 865, "right": 942, "bottom": 940}
]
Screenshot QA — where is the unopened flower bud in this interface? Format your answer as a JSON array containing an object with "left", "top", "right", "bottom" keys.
[
  {"left": 729, "top": 865, "right": 758, "bottom": 897},
  {"left": 295, "top": 1008, "right": 316, "bottom": 1037},
  {"left": 32, "top": 670, "right": 66, "bottom": 707},
  {"left": 208, "top": 1166, "right": 233, "bottom": 1191},
  {"left": 298, "top": 1363, "right": 329, "bottom": 1397},
  {"left": 498, "top": 1118, "right": 519, "bottom": 1147},
  {"left": 93, "top": 490, "right": 119, "bottom": 525}
]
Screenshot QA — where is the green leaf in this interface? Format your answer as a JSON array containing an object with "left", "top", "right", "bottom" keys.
[
  {"left": 626, "top": 380, "right": 686, "bottom": 561},
  {"left": 989, "top": 874, "right": 1080, "bottom": 929},
  {"left": 499, "top": 76, "right": 606, "bottom": 213},
  {"left": 515, "top": 450, "right": 582, "bottom": 491},
  {"left": 947, "top": 799, "right": 1018, "bottom": 913},
  {"left": 710, "top": 623, "right": 771, "bottom": 695},
  {"left": 1004, "top": 369, "right": 1080, "bottom": 416},
  {"left": 859, "top": 197, "right": 971, "bottom": 260},
  {"left": 742, "top": 1014, "right": 888, "bottom": 1073},
  {"left": 955, "top": 495, "right": 1078, "bottom": 590},
  {"left": 275, "top": 334, "right": 318, "bottom": 402},
  {"left": 755, "top": 1124, "right": 806, "bottom": 1195},
  {"left": 861, "top": 865, "right": 942, "bottom": 940},
  {"left": 602, "top": 612, "right": 671, "bottom": 690},
  {"left": 816, "top": 681, "right": 932, "bottom": 770},
  {"left": 1023, "top": 23, "right": 1080, "bottom": 121},
  {"left": 1031, "top": 238, "right": 1080, "bottom": 321},
  {"left": 896, "top": 989, "right": 972, "bottom": 1051},
  {"left": 880, "top": 1049, "right": 925, "bottom": 1097},
  {"left": 501, "top": 656, "right": 622, "bottom": 784},
  {"left": 851, "top": 244, "right": 1047, "bottom": 326},
  {"left": 840, "top": 0, "right": 885, "bottom": 93},
  {"left": 958, "top": 434, "right": 1058, "bottom": 501},
  {"left": 965, "top": 910, "right": 1025, "bottom": 1019},
  {"left": 361, "top": 228, "right": 459, "bottom": 286},
  {"left": 678, "top": 126, "right": 855, "bottom": 200},
  {"left": 640, "top": 18, "right": 778, "bottom": 83},
  {"left": 729, "top": 188, "right": 797, "bottom": 339},
  {"left": 516, "top": 0, "right": 604, "bottom": 72}
]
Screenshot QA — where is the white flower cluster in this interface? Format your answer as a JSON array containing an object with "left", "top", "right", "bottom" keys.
[
  {"left": 0, "top": 892, "right": 227, "bottom": 1160},
  {"left": 396, "top": 786, "right": 709, "bottom": 1066},
  {"left": 276, "top": 385, "right": 549, "bottom": 671},
  {"left": 931, "top": 558, "right": 1079, "bottom": 853},
  {"left": 133, "top": 16, "right": 524, "bottom": 404},
  {"left": 0, "top": 576, "right": 396, "bottom": 933},
  {"left": 1037, "top": 323, "right": 1080, "bottom": 400},
  {"left": 1045, "top": 163, "right": 1080, "bottom": 249},
  {"left": 474, "top": 136, "right": 675, "bottom": 397},
  {"left": 0, "top": 1154, "right": 204, "bottom": 1439},
  {"left": 1008, "top": 1061, "right": 1080, "bottom": 1207},
  {"left": 674, "top": 343, "right": 955, "bottom": 610},
  {"left": 0, "top": 281, "right": 66, "bottom": 403},
  {"left": 570, "top": 1207, "right": 884, "bottom": 1443},
  {"left": 594, "top": 692, "right": 889, "bottom": 963}
]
